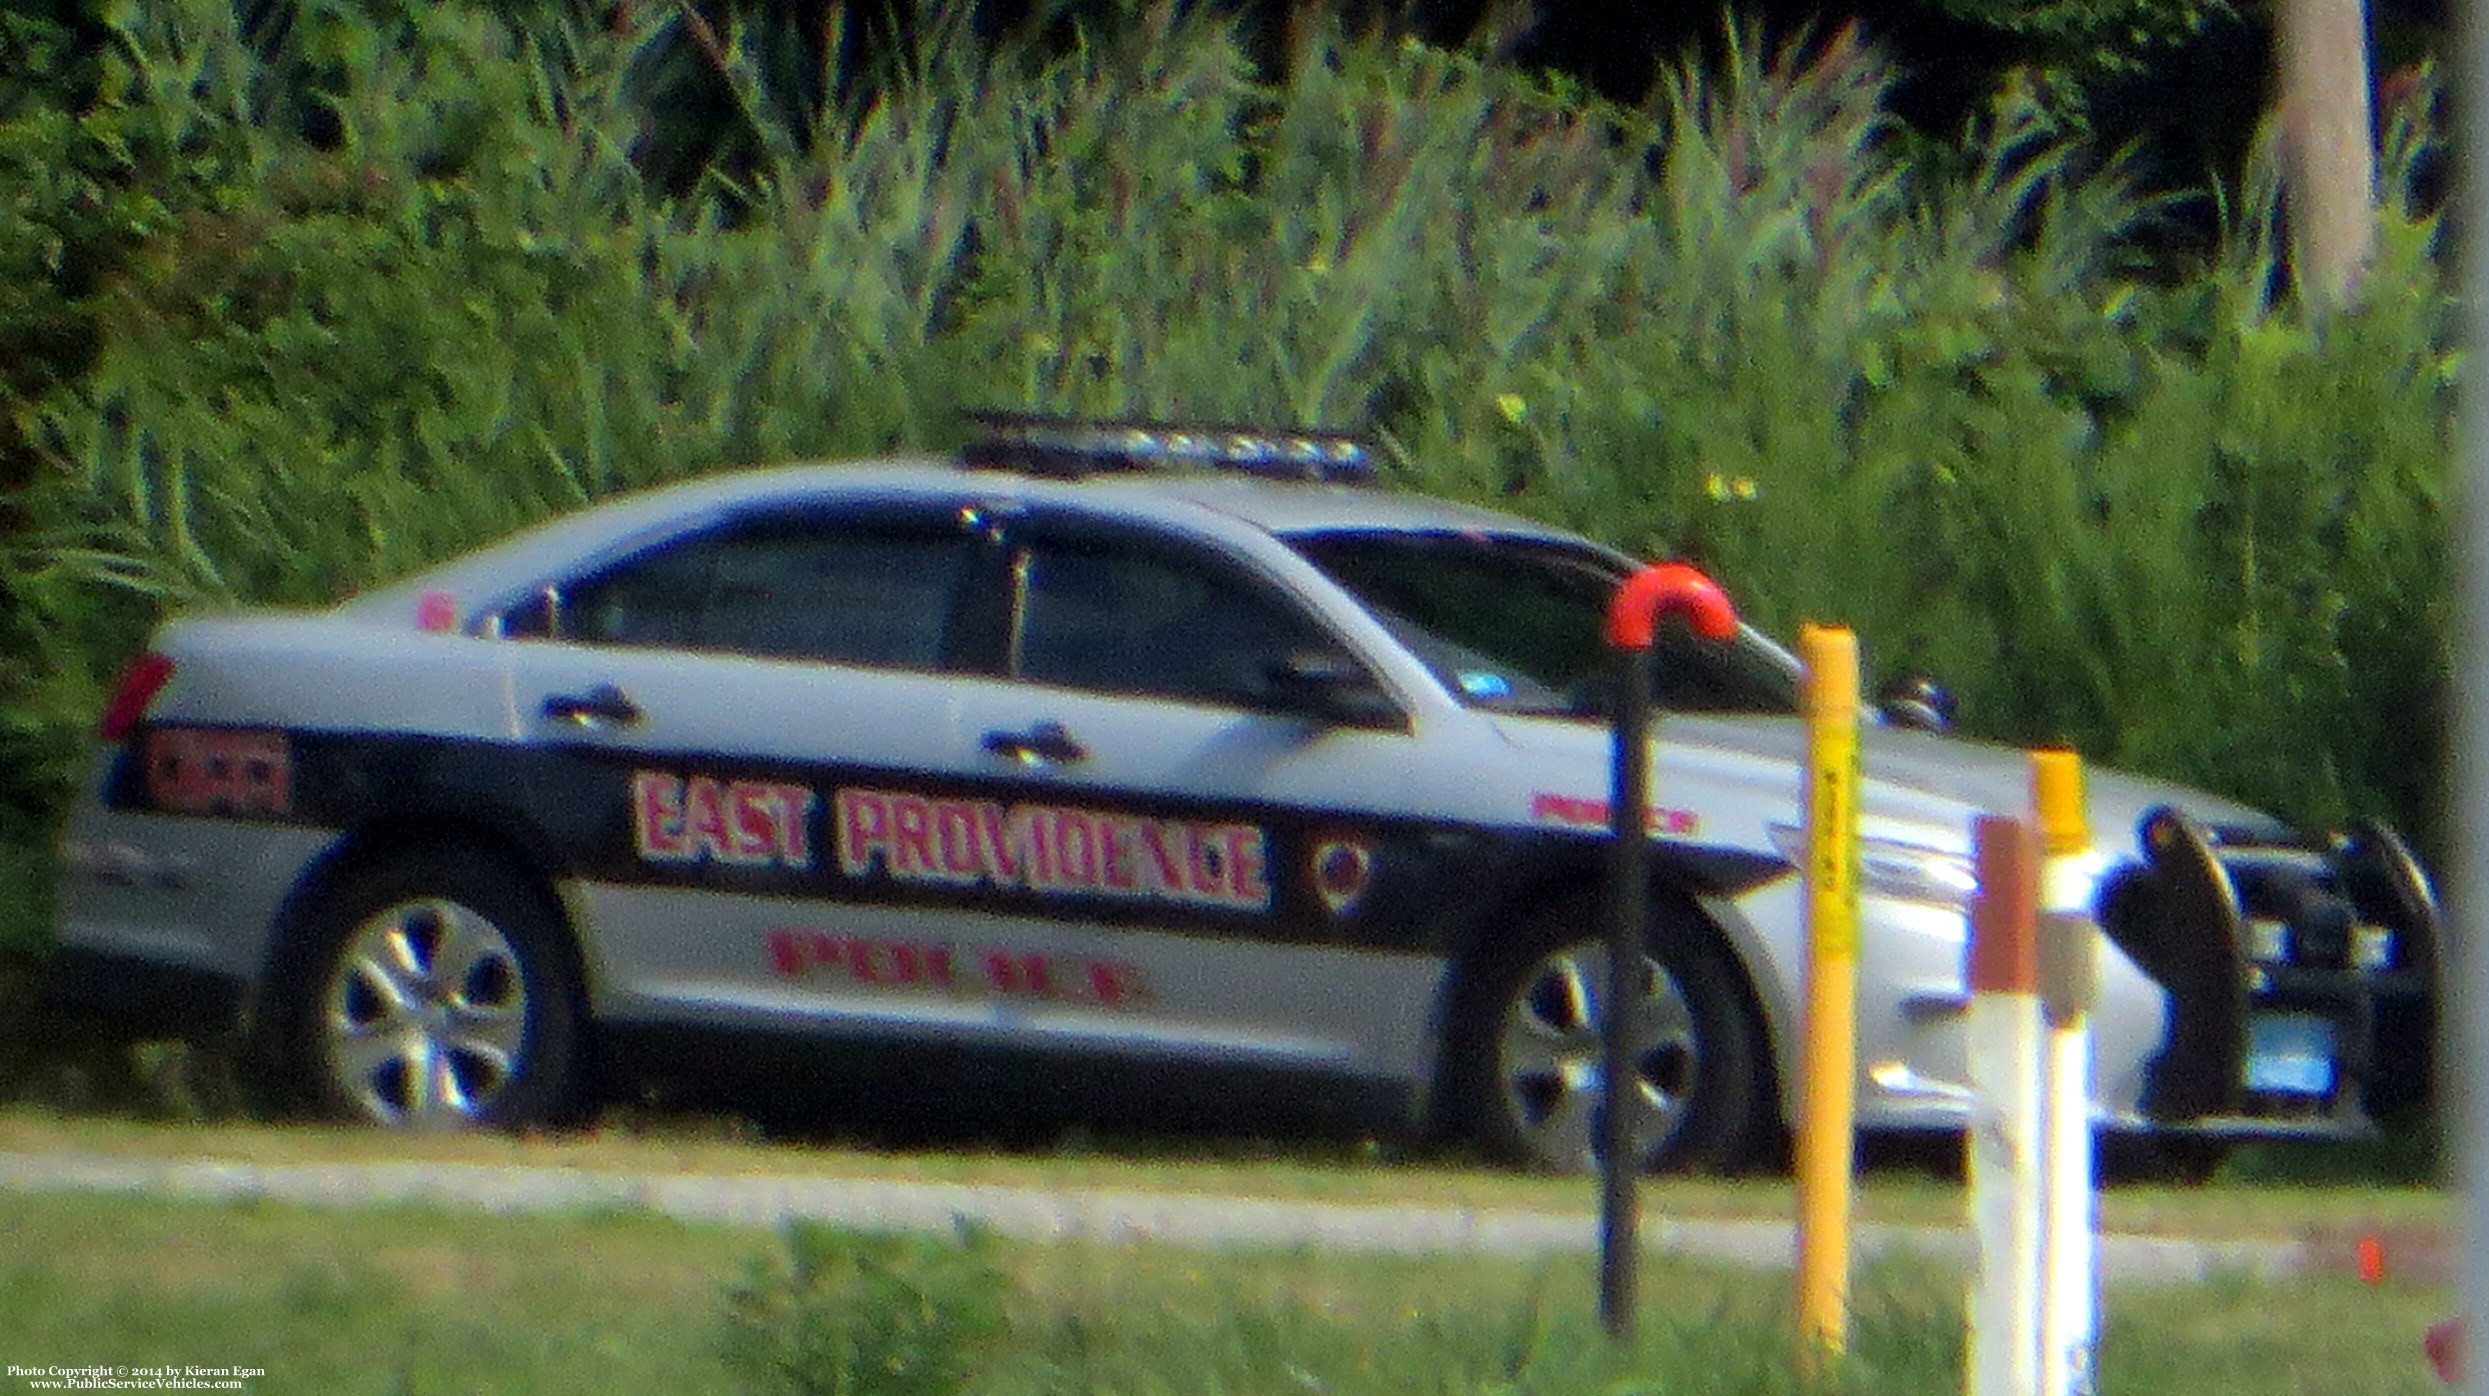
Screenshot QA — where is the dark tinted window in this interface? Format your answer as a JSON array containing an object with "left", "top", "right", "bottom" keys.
[
  {"left": 506, "top": 515, "right": 977, "bottom": 670},
  {"left": 1288, "top": 531, "right": 1798, "bottom": 716},
  {"left": 1013, "top": 536, "right": 1343, "bottom": 706}
]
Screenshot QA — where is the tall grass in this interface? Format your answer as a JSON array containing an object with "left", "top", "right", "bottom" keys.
[{"left": 0, "top": 2, "right": 2457, "bottom": 960}]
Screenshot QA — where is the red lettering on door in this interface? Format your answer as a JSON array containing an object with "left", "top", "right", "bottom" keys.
[{"left": 636, "top": 771, "right": 818, "bottom": 868}]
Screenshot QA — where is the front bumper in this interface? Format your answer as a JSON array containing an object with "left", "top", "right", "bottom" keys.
[{"left": 2094, "top": 809, "right": 2438, "bottom": 1135}]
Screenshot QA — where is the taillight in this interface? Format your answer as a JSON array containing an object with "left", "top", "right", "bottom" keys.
[{"left": 98, "top": 651, "right": 176, "bottom": 742}]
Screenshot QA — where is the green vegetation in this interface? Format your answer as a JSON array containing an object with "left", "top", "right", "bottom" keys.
[
  {"left": 0, "top": 1186, "right": 2453, "bottom": 1396},
  {"left": 0, "top": 1, "right": 2453, "bottom": 958}
]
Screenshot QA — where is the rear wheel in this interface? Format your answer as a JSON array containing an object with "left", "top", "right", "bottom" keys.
[
  {"left": 1455, "top": 893, "right": 1771, "bottom": 1174},
  {"left": 272, "top": 849, "right": 582, "bottom": 1130}
]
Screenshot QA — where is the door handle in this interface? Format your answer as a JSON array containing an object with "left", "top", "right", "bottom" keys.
[
  {"left": 982, "top": 720, "right": 1086, "bottom": 765},
  {"left": 541, "top": 683, "right": 642, "bottom": 729}
]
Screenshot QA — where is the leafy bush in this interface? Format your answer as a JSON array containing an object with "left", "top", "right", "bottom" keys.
[{"left": 719, "top": 1222, "right": 1010, "bottom": 1396}]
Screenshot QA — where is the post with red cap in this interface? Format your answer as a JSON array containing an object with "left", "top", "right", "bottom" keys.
[{"left": 1599, "top": 562, "right": 1739, "bottom": 1338}]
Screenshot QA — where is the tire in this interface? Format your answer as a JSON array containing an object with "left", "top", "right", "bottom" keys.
[
  {"left": 270, "top": 848, "right": 583, "bottom": 1130},
  {"left": 1454, "top": 892, "right": 1771, "bottom": 1174}
]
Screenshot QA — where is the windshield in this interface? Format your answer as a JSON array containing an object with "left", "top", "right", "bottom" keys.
[{"left": 1287, "top": 530, "right": 1800, "bottom": 718}]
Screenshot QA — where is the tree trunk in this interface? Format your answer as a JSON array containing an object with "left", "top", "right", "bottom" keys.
[{"left": 2276, "top": 0, "right": 2375, "bottom": 312}]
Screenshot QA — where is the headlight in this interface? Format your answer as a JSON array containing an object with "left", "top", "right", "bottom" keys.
[{"left": 1767, "top": 823, "right": 1980, "bottom": 908}]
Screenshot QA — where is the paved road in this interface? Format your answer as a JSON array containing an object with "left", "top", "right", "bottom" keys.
[{"left": 0, "top": 1150, "right": 2310, "bottom": 1285}]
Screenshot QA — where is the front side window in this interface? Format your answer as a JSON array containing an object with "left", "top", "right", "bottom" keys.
[
  {"left": 1287, "top": 530, "right": 1798, "bottom": 717},
  {"left": 503, "top": 513, "right": 979, "bottom": 670},
  {"left": 1011, "top": 534, "right": 1347, "bottom": 707}
]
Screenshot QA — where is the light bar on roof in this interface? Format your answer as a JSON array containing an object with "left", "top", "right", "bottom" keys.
[{"left": 963, "top": 411, "right": 1377, "bottom": 484}]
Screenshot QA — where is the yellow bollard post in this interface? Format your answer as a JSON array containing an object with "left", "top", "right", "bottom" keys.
[{"left": 1795, "top": 624, "right": 1862, "bottom": 1371}]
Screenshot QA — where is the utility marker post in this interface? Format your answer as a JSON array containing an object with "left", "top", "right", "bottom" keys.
[
  {"left": 1794, "top": 624, "right": 1862, "bottom": 1372},
  {"left": 1966, "top": 815, "right": 2045, "bottom": 1396},
  {"left": 2032, "top": 751, "right": 2100, "bottom": 1396},
  {"left": 1598, "top": 562, "right": 1739, "bottom": 1340}
]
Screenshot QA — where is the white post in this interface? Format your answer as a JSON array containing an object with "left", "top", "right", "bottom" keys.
[
  {"left": 2033, "top": 751, "right": 2101, "bottom": 1396},
  {"left": 1966, "top": 815, "right": 2045, "bottom": 1396}
]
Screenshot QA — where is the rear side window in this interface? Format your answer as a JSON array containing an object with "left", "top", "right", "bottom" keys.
[{"left": 505, "top": 514, "right": 980, "bottom": 670}]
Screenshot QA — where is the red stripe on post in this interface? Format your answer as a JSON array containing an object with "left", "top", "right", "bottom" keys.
[{"left": 1968, "top": 815, "right": 2040, "bottom": 994}]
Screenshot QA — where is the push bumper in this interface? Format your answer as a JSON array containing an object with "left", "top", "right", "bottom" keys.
[{"left": 2095, "top": 809, "right": 2438, "bottom": 1135}]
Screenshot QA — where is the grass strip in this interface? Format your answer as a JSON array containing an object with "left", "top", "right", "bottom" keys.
[{"left": 0, "top": 1187, "right": 2454, "bottom": 1396}]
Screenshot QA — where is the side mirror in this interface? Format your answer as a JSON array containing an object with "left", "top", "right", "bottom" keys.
[
  {"left": 1874, "top": 671, "right": 1956, "bottom": 733},
  {"left": 1260, "top": 650, "right": 1401, "bottom": 727}
]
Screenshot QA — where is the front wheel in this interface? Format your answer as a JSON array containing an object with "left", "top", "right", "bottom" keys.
[
  {"left": 272, "top": 849, "right": 583, "bottom": 1130},
  {"left": 1455, "top": 893, "right": 1771, "bottom": 1174}
]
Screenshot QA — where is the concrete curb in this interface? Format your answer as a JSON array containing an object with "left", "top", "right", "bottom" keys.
[{"left": 0, "top": 1149, "right": 2317, "bottom": 1285}]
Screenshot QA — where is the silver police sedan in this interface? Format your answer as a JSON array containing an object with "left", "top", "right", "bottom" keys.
[{"left": 47, "top": 416, "right": 2439, "bottom": 1171}]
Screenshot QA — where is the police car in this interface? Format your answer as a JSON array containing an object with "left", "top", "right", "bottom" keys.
[{"left": 47, "top": 415, "right": 2439, "bottom": 1171}]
